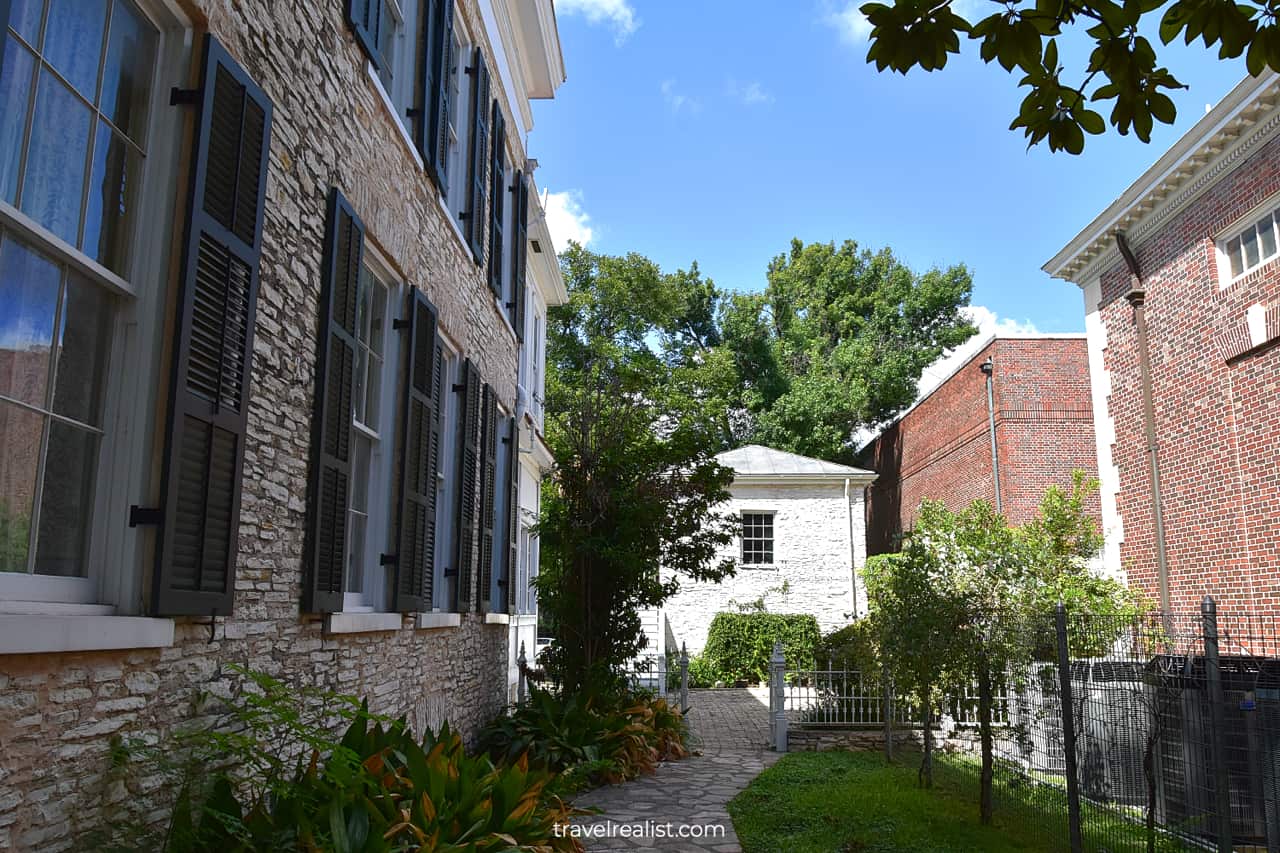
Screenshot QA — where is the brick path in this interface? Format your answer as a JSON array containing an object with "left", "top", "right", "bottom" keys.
[{"left": 571, "top": 689, "right": 779, "bottom": 851}]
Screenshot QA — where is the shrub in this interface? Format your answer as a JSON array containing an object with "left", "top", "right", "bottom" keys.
[
  {"left": 96, "top": 668, "right": 582, "bottom": 852},
  {"left": 686, "top": 653, "right": 728, "bottom": 687},
  {"left": 819, "top": 620, "right": 881, "bottom": 673},
  {"left": 478, "top": 686, "right": 688, "bottom": 791},
  {"left": 702, "top": 612, "right": 821, "bottom": 684}
]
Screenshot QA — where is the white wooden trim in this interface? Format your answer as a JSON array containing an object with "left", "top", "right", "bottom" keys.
[{"left": 483, "top": 612, "right": 510, "bottom": 624}]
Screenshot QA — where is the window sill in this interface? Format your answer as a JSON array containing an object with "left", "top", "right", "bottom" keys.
[
  {"left": 433, "top": 191, "right": 474, "bottom": 263},
  {"left": 483, "top": 612, "right": 511, "bottom": 625},
  {"left": 365, "top": 61, "right": 425, "bottom": 173},
  {"left": 0, "top": 614, "right": 175, "bottom": 655},
  {"left": 326, "top": 612, "right": 405, "bottom": 635},
  {"left": 416, "top": 612, "right": 462, "bottom": 630}
]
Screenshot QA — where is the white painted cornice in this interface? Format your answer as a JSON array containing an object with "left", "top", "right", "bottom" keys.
[{"left": 1045, "top": 72, "right": 1280, "bottom": 286}]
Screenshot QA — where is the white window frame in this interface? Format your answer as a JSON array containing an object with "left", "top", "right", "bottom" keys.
[
  {"left": 1216, "top": 194, "right": 1280, "bottom": 289},
  {"left": 341, "top": 248, "right": 401, "bottom": 614},
  {"left": 433, "top": 334, "right": 461, "bottom": 611},
  {"left": 740, "top": 511, "right": 776, "bottom": 567},
  {"left": 0, "top": 0, "right": 192, "bottom": 616},
  {"left": 445, "top": 8, "right": 470, "bottom": 221}
]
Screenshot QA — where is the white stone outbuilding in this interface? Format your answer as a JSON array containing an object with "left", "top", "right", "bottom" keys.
[{"left": 642, "top": 445, "right": 877, "bottom": 658}]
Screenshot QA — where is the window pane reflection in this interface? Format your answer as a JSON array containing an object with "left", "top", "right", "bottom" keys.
[
  {"left": 0, "top": 403, "right": 42, "bottom": 573},
  {"left": 33, "top": 419, "right": 96, "bottom": 577},
  {"left": 83, "top": 119, "right": 141, "bottom": 275},
  {"left": 0, "top": 234, "right": 60, "bottom": 407},
  {"left": 0, "top": 38, "right": 36, "bottom": 205},
  {"left": 41, "top": 0, "right": 108, "bottom": 102},
  {"left": 99, "top": 0, "right": 156, "bottom": 145},
  {"left": 21, "top": 69, "right": 91, "bottom": 246},
  {"left": 51, "top": 269, "right": 110, "bottom": 426}
]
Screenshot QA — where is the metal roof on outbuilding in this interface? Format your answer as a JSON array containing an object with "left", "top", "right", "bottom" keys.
[{"left": 715, "top": 444, "right": 876, "bottom": 482}]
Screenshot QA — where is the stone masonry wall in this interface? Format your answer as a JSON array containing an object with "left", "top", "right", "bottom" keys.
[
  {"left": 661, "top": 482, "right": 866, "bottom": 656},
  {"left": 1092, "top": 129, "right": 1280, "bottom": 614},
  {"left": 0, "top": 0, "right": 528, "bottom": 847}
]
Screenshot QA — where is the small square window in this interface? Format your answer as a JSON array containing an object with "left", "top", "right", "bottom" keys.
[{"left": 741, "top": 512, "right": 774, "bottom": 566}]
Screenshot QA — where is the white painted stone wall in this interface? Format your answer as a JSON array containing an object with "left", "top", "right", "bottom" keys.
[{"left": 656, "top": 480, "right": 868, "bottom": 656}]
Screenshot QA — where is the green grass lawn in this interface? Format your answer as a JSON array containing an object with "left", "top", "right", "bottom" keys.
[{"left": 728, "top": 750, "right": 1190, "bottom": 853}]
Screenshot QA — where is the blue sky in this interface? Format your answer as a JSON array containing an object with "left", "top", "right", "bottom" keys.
[{"left": 529, "top": 0, "right": 1251, "bottom": 337}]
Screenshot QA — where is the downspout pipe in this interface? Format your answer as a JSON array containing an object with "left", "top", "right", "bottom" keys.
[
  {"left": 846, "top": 477, "right": 859, "bottom": 618},
  {"left": 1117, "top": 233, "right": 1171, "bottom": 614},
  {"left": 980, "top": 357, "right": 1003, "bottom": 514}
]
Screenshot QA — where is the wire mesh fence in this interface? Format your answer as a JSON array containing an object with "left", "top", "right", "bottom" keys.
[{"left": 772, "top": 598, "right": 1280, "bottom": 852}]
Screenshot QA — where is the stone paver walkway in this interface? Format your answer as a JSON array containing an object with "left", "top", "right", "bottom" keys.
[{"left": 571, "top": 689, "right": 778, "bottom": 851}]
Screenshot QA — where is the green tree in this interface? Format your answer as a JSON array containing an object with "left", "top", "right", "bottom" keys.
[
  {"left": 859, "top": 0, "right": 1279, "bottom": 152},
  {"left": 537, "top": 245, "right": 737, "bottom": 692},
  {"left": 730, "top": 239, "right": 976, "bottom": 463},
  {"left": 863, "top": 537, "right": 970, "bottom": 788},
  {"left": 866, "top": 474, "right": 1137, "bottom": 817}
]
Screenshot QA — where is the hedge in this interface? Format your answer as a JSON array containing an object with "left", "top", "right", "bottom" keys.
[{"left": 702, "top": 613, "right": 821, "bottom": 684}]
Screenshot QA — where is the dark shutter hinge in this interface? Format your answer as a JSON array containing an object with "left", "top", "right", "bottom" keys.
[
  {"left": 406, "top": 107, "right": 423, "bottom": 119},
  {"left": 379, "top": 553, "right": 398, "bottom": 566},
  {"left": 129, "top": 506, "right": 163, "bottom": 527},
  {"left": 169, "top": 88, "right": 200, "bottom": 106},
  {"left": 464, "top": 63, "right": 476, "bottom": 76},
  {"left": 392, "top": 318, "right": 411, "bottom": 331},
  {"left": 452, "top": 383, "right": 465, "bottom": 392},
  {"left": 497, "top": 579, "right": 507, "bottom": 587}
]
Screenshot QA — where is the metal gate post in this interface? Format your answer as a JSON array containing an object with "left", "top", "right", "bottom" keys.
[
  {"left": 1203, "top": 595, "right": 1234, "bottom": 853},
  {"left": 516, "top": 641, "right": 527, "bottom": 707},
  {"left": 770, "top": 640, "right": 787, "bottom": 752},
  {"left": 680, "top": 642, "right": 689, "bottom": 710},
  {"left": 1056, "top": 602, "right": 1084, "bottom": 853}
]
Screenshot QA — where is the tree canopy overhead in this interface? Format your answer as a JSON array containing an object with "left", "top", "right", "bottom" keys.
[
  {"left": 725, "top": 239, "right": 976, "bottom": 463},
  {"left": 860, "top": 0, "right": 1271, "bottom": 152}
]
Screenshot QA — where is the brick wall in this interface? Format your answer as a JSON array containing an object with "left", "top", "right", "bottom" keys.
[
  {"left": 1090, "top": 130, "right": 1280, "bottom": 614},
  {"left": 0, "top": 0, "right": 528, "bottom": 847},
  {"left": 859, "top": 337, "right": 1100, "bottom": 553}
]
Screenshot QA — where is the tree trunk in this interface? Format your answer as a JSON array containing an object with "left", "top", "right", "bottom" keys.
[
  {"left": 978, "top": 662, "right": 994, "bottom": 825},
  {"left": 919, "top": 683, "right": 934, "bottom": 789}
]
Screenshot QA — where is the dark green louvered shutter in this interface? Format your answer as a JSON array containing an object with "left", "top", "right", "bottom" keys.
[
  {"left": 508, "top": 170, "right": 527, "bottom": 342},
  {"left": 304, "top": 190, "right": 363, "bottom": 613},
  {"left": 464, "top": 47, "right": 489, "bottom": 262},
  {"left": 452, "top": 359, "right": 480, "bottom": 610},
  {"left": 394, "top": 288, "right": 443, "bottom": 611},
  {"left": 487, "top": 101, "right": 505, "bottom": 296},
  {"left": 412, "top": 0, "right": 438, "bottom": 168},
  {"left": 503, "top": 416, "right": 519, "bottom": 615},
  {"left": 151, "top": 35, "right": 272, "bottom": 617},
  {"left": 426, "top": 0, "right": 455, "bottom": 193},
  {"left": 477, "top": 384, "right": 498, "bottom": 612},
  {"left": 345, "top": 0, "right": 386, "bottom": 70}
]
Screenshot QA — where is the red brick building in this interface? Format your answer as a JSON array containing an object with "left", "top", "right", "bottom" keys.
[
  {"left": 1045, "top": 72, "right": 1280, "bottom": 613},
  {"left": 857, "top": 335, "right": 1099, "bottom": 555}
]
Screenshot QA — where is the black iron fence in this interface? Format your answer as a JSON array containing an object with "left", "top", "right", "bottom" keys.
[{"left": 770, "top": 598, "right": 1280, "bottom": 852}]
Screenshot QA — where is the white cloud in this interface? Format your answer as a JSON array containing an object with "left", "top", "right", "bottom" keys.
[
  {"left": 726, "top": 78, "right": 774, "bottom": 106},
  {"left": 543, "top": 190, "right": 594, "bottom": 253},
  {"left": 821, "top": 0, "right": 873, "bottom": 44},
  {"left": 660, "top": 79, "right": 701, "bottom": 114},
  {"left": 914, "top": 306, "right": 1040, "bottom": 399},
  {"left": 557, "top": 0, "right": 639, "bottom": 44},
  {"left": 820, "top": 0, "right": 983, "bottom": 45},
  {"left": 853, "top": 306, "right": 1040, "bottom": 450}
]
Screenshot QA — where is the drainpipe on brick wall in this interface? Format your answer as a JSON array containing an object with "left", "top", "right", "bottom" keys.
[
  {"left": 1117, "top": 233, "right": 1171, "bottom": 614},
  {"left": 845, "top": 477, "right": 859, "bottom": 618},
  {"left": 980, "top": 357, "right": 1003, "bottom": 514}
]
